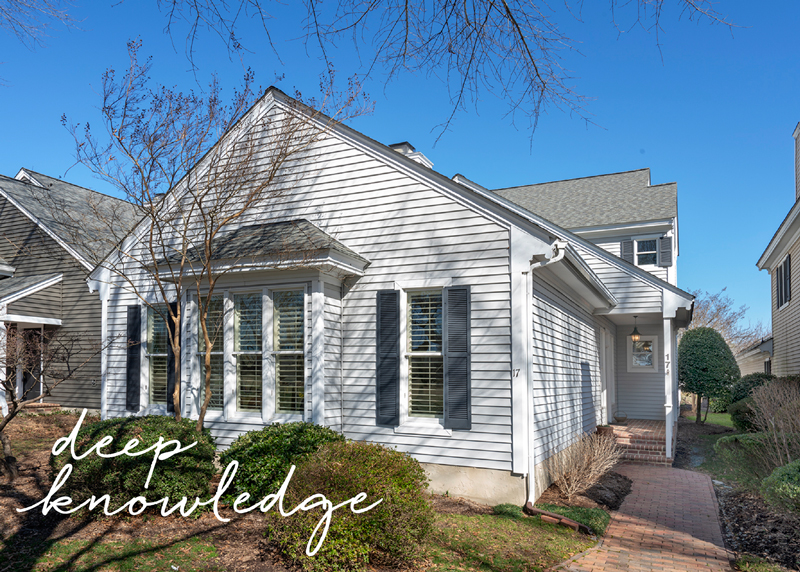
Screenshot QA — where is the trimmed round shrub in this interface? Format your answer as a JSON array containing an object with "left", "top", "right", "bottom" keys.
[
  {"left": 729, "top": 397, "right": 758, "bottom": 433},
  {"left": 678, "top": 327, "right": 740, "bottom": 422},
  {"left": 762, "top": 459, "right": 800, "bottom": 514},
  {"left": 219, "top": 421, "right": 344, "bottom": 502},
  {"left": 50, "top": 415, "right": 216, "bottom": 506},
  {"left": 714, "top": 432, "right": 774, "bottom": 489},
  {"left": 730, "top": 373, "right": 775, "bottom": 405},
  {"left": 266, "top": 440, "right": 434, "bottom": 571},
  {"left": 709, "top": 397, "right": 731, "bottom": 413}
]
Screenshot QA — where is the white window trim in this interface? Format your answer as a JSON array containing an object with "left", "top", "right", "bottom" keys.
[
  {"left": 141, "top": 305, "right": 169, "bottom": 413},
  {"left": 627, "top": 334, "right": 659, "bottom": 373},
  {"left": 394, "top": 285, "right": 452, "bottom": 438},
  {"left": 777, "top": 255, "right": 791, "bottom": 310},
  {"left": 634, "top": 235, "right": 660, "bottom": 269},
  {"left": 191, "top": 284, "right": 309, "bottom": 424}
]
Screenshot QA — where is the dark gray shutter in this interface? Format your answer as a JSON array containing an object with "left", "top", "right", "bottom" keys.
[
  {"left": 786, "top": 255, "right": 791, "bottom": 302},
  {"left": 778, "top": 265, "right": 784, "bottom": 307},
  {"left": 658, "top": 236, "right": 672, "bottom": 267},
  {"left": 444, "top": 286, "right": 471, "bottom": 430},
  {"left": 166, "top": 301, "right": 179, "bottom": 414},
  {"left": 621, "top": 240, "right": 634, "bottom": 264},
  {"left": 376, "top": 290, "right": 400, "bottom": 426},
  {"left": 126, "top": 305, "right": 141, "bottom": 412}
]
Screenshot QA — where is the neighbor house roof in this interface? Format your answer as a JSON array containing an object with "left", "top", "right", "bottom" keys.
[
  {"left": 0, "top": 273, "right": 62, "bottom": 304},
  {"left": 493, "top": 169, "right": 678, "bottom": 230},
  {"left": 0, "top": 170, "right": 138, "bottom": 269}
]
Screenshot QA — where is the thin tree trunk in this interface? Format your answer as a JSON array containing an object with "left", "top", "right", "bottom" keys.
[
  {"left": 695, "top": 394, "right": 702, "bottom": 424},
  {"left": 0, "top": 432, "right": 18, "bottom": 482}
]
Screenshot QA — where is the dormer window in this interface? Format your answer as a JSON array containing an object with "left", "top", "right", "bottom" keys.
[
  {"left": 636, "top": 240, "right": 658, "bottom": 266},
  {"left": 621, "top": 236, "right": 673, "bottom": 268}
]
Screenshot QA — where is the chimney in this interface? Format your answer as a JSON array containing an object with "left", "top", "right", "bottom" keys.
[
  {"left": 389, "top": 142, "right": 434, "bottom": 169},
  {"left": 794, "top": 123, "right": 800, "bottom": 201}
]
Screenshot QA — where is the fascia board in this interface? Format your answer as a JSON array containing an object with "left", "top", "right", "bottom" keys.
[
  {"left": 758, "top": 200, "right": 800, "bottom": 270},
  {"left": 0, "top": 273, "right": 63, "bottom": 305},
  {"left": 571, "top": 219, "right": 674, "bottom": 238},
  {"left": 0, "top": 186, "right": 93, "bottom": 272}
]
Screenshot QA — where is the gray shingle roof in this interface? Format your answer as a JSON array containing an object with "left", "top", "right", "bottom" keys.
[
  {"left": 492, "top": 169, "right": 677, "bottom": 229},
  {"left": 0, "top": 273, "right": 61, "bottom": 303},
  {"left": 0, "top": 170, "right": 139, "bottom": 266},
  {"left": 174, "top": 220, "right": 368, "bottom": 266}
]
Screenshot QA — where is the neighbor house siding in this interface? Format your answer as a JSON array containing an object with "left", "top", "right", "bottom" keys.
[
  {"left": 772, "top": 238, "right": 800, "bottom": 376},
  {"left": 529, "top": 272, "right": 611, "bottom": 467},
  {"left": 0, "top": 194, "right": 101, "bottom": 409}
]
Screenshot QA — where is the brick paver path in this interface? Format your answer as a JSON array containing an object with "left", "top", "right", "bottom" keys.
[{"left": 558, "top": 464, "right": 733, "bottom": 571}]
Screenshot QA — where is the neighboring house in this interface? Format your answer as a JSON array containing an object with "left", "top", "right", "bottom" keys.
[
  {"left": 0, "top": 169, "right": 136, "bottom": 414},
  {"left": 494, "top": 168, "right": 679, "bottom": 286},
  {"left": 735, "top": 337, "right": 773, "bottom": 376},
  {"left": 758, "top": 122, "right": 800, "bottom": 376},
  {"left": 90, "top": 88, "right": 693, "bottom": 505}
]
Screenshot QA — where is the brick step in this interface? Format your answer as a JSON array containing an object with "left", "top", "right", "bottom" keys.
[
  {"left": 612, "top": 433, "right": 665, "bottom": 442},
  {"left": 616, "top": 442, "right": 667, "bottom": 452},
  {"left": 622, "top": 452, "right": 672, "bottom": 465}
]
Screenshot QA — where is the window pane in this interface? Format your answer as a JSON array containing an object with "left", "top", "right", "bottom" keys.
[
  {"left": 632, "top": 353, "right": 654, "bottom": 367},
  {"left": 199, "top": 295, "right": 224, "bottom": 352},
  {"left": 637, "top": 253, "right": 657, "bottom": 266},
  {"left": 237, "top": 354, "right": 262, "bottom": 412},
  {"left": 409, "top": 356, "right": 444, "bottom": 417},
  {"left": 149, "top": 308, "right": 169, "bottom": 354},
  {"left": 235, "top": 293, "right": 262, "bottom": 352},
  {"left": 150, "top": 355, "right": 168, "bottom": 404},
  {"left": 276, "top": 354, "right": 304, "bottom": 414},
  {"left": 638, "top": 240, "right": 657, "bottom": 253},
  {"left": 274, "top": 291, "right": 304, "bottom": 351},
  {"left": 201, "top": 354, "right": 224, "bottom": 411},
  {"left": 632, "top": 340, "right": 654, "bottom": 368},
  {"left": 408, "top": 291, "right": 443, "bottom": 352}
]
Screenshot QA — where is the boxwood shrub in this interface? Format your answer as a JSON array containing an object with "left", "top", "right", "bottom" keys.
[
  {"left": 218, "top": 421, "right": 344, "bottom": 503},
  {"left": 50, "top": 415, "right": 216, "bottom": 507},
  {"left": 266, "top": 440, "right": 434, "bottom": 571},
  {"left": 730, "top": 373, "right": 775, "bottom": 405},
  {"left": 761, "top": 459, "right": 800, "bottom": 514},
  {"left": 728, "top": 397, "right": 758, "bottom": 433}
]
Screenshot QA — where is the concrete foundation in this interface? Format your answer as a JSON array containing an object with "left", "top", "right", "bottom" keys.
[{"left": 422, "top": 463, "right": 527, "bottom": 506}]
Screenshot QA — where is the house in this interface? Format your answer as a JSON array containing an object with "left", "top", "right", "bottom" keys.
[
  {"left": 0, "top": 169, "right": 136, "bottom": 414},
  {"left": 757, "top": 122, "right": 800, "bottom": 376},
  {"left": 90, "top": 88, "right": 694, "bottom": 505},
  {"left": 735, "top": 337, "right": 773, "bottom": 376}
]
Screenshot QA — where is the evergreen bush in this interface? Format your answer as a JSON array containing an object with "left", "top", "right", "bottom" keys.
[{"left": 761, "top": 459, "right": 800, "bottom": 514}]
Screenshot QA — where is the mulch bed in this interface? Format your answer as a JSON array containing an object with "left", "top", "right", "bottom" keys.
[
  {"left": 536, "top": 471, "right": 632, "bottom": 511},
  {"left": 674, "top": 413, "right": 800, "bottom": 571}
]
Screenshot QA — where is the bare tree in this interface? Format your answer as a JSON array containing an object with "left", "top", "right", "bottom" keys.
[
  {"left": 60, "top": 40, "right": 368, "bottom": 429},
  {"left": 0, "top": 0, "right": 75, "bottom": 47},
  {"left": 153, "top": 0, "right": 733, "bottom": 135},
  {"left": 0, "top": 327, "right": 110, "bottom": 481},
  {"left": 685, "top": 288, "right": 770, "bottom": 355}
]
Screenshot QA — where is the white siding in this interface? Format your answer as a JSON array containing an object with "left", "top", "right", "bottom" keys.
[
  {"left": 615, "top": 324, "right": 665, "bottom": 420},
  {"left": 577, "top": 247, "right": 662, "bottom": 314},
  {"left": 530, "top": 273, "right": 613, "bottom": 466},
  {"left": 323, "top": 280, "right": 343, "bottom": 432}
]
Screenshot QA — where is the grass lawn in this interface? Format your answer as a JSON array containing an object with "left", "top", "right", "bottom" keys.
[
  {"left": 429, "top": 511, "right": 595, "bottom": 571},
  {"left": 702, "top": 412, "right": 735, "bottom": 428},
  {"left": 0, "top": 537, "right": 219, "bottom": 572}
]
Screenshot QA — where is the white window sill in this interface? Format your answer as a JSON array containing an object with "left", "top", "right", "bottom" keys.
[{"left": 394, "top": 420, "right": 452, "bottom": 437}]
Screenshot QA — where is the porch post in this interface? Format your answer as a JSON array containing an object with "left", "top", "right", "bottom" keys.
[{"left": 663, "top": 317, "right": 674, "bottom": 459}]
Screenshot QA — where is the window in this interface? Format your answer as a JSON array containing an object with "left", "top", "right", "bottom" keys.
[
  {"left": 777, "top": 255, "right": 791, "bottom": 308},
  {"left": 147, "top": 307, "right": 169, "bottom": 405},
  {"left": 375, "top": 287, "right": 471, "bottom": 432},
  {"left": 765, "top": 358, "right": 772, "bottom": 375},
  {"left": 636, "top": 239, "right": 658, "bottom": 266},
  {"left": 197, "top": 295, "right": 224, "bottom": 411},
  {"left": 234, "top": 293, "right": 262, "bottom": 412},
  {"left": 273, "top": 290, "right": 305, "bottom": 414},
  {"left": 626, "top": 335, "right": 658, "bottom": 373},
  {"left": 407, "top": 290, "right": 444, "bottom": 418}
]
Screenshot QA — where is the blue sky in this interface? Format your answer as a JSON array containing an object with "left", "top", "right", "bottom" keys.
[{"left": 0, "top": 1, "right": 796, "bottom": 329}]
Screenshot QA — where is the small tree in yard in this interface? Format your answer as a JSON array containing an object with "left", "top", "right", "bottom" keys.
[
  {"left": 0, "top": 327, "right": 109, "bottom": 481},
  {"left": 678, "top": 327, "right": 740, "bottom": 424}
]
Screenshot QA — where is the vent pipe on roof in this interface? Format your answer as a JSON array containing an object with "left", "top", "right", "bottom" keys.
[{"left": 389, "top": 142, "right": 434, "bottom": 169}]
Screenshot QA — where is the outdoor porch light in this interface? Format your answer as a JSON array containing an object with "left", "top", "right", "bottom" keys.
[{"left": 630, "top": 315, "right": 641, "bottom": 342}]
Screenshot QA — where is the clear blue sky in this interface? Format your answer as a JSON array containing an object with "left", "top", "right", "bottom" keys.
[{"left": 1, "top": 1, "right": 796, "bottom": 329}]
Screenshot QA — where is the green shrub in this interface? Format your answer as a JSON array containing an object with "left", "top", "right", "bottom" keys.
[
  {"left": 730, "top": 373, "right": 775, "bottom": 405},
  {"left": 761, "top": 459, "right": 800, "bottom": 514},
  {"left": 50, "top": 415, "right": 216, "bottom": 507},
  {"left": 266, "top": 440, "right": 434, "bottom": 571},
  {"left": 219, "top": 422, "right": 344, "bottom": 503},
  {"left": 729, "top": 397, "right": 758, "bottom": 433},
  {"left": 714, "top": 432, "right": 774, "bottom": 489},
  {"left": 709, "top": 397, "right": 731, "bottom": 413}
]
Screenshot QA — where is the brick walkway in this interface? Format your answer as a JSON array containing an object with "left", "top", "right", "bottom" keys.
[{"left": 557, "top": 464, "right": 733, "bottom": 571}]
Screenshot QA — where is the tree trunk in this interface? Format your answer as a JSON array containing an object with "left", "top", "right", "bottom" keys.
[
  {"left": 0, "top": 432, "right": 18, "bottom": 483},
  {"left": 695, "top": 394, "right": 702, "bottom": 424}
]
